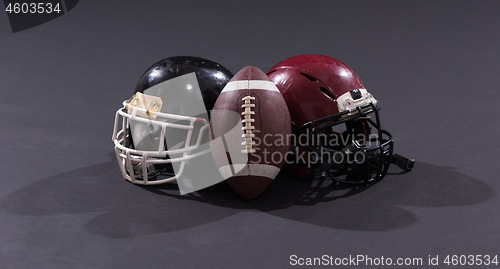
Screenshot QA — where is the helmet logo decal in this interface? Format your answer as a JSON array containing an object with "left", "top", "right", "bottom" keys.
[{"left": 241, "top": 95, "right": 257, "bottom": 154}]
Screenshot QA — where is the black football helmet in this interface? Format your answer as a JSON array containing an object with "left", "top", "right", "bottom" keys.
[{"left": 112, "top": 56, "right": 233, "bottom": 185}]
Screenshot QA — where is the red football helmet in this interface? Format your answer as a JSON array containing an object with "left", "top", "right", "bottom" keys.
[{"left": 267, "top": 54, "right": 405, "bottom": 184}]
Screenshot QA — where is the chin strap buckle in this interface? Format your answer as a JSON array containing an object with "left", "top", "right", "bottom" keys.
[{"left": 391, "top": 153, "right": 415, "bottom": 172}]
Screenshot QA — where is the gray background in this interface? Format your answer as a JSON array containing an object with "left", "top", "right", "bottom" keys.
[{"left": 1, "top": 0, "right": 499, "bottom": 268}]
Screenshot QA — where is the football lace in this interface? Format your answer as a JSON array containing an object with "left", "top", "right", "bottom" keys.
[{"left": 241, "top": 95, "right": 256, "bottom": 154}]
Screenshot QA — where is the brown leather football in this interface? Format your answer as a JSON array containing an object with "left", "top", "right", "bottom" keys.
[{"left": 210, "top": 66, "right": 291, "bottom": 199}]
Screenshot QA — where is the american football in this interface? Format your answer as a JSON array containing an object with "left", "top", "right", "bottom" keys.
[{"left": 210, "top": 66, "right": 291, "bottom": 199}]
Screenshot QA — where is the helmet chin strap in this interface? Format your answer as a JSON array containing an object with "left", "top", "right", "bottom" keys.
[{"left": 389, "top": 154, "right": 415, "bottom": 174}]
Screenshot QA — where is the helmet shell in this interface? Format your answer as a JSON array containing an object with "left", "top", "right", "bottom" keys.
[
  {"left": 267, "top": 54, "right": 364, "bottom": 126},
  {"left": 136, "top": 56, "right": 233, "bottom": 111}
]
